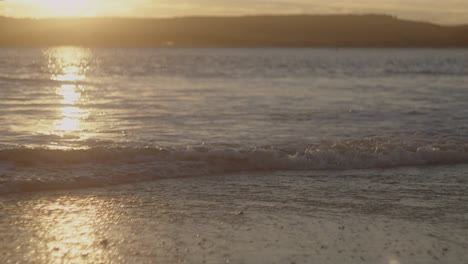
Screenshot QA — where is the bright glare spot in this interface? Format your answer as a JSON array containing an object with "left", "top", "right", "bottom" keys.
[
  {"left": 49, "top": 47, "right": 90, "bottom": 82},
  {"left": 21, "top": 198, "right": 112, "bottom": 262},
  {"left": 29, "top": 0, "right": 99, "bottom": 17},
  {"left": 56, "top": 117, "right": 81, "bottom": 132},
  {"left": 389, "top": 259, "right": 401, "bottom": 264},
  {"left": 54, "top": 106, "right": 88, "bottom": 132},
  {"left": 55, "top": 71, "right": 85, "bottom": 82},
  {"left": 57, "top": 84, "right": 82, "bottom": 104}
]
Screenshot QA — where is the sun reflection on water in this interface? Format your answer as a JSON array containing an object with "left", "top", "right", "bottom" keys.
[
  {"left": 47, "top": 47, "right": 92, "bottom": 140},
  {"left": 53, "top": 66, "right": 86, "bottom": 82},
  {"left": 16, "top": 197, "right": 115, "bottom": 263},
  {"left": 48, "top": 47, "right": 90, "bottom": 82},
  {"left": 54, "top": 106, "right": 89, "bottom": 132},
  {"left": 57, "top": 84, "right": 82, "bottom": 105}
]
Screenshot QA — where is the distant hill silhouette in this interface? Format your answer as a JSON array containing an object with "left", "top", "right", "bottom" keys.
[{"left": 1, "top": 14, "right": 467, "bottom": 47}]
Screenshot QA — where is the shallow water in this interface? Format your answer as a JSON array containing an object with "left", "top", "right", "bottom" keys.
[
  {"left": 0, "top": 168, "right": 467, "bottom": 263},
  {"left": 0, "top": 48, "right": 468, "bottom": 193}
]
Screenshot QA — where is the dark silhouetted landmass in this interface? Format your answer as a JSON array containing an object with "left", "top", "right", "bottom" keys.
[{"left": 1, "top": 14, "right": 468, "bottom": 47}]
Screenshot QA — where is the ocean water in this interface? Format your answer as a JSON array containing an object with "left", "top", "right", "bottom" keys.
[{"left": 1, "top": 48, "right": 468, "bottom": 194}]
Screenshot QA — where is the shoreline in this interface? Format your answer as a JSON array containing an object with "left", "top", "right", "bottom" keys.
[{"left": 1, "top": 170, "right": 467, "bottom": 263}]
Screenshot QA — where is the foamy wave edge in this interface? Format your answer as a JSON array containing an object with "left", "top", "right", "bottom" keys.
[{"left": 1, "top": 140, "right": 467, "bottom": 194}]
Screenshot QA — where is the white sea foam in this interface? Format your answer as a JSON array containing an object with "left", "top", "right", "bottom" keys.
[{"left": 0, "top": 138, "right": 467, "bottom": 194}]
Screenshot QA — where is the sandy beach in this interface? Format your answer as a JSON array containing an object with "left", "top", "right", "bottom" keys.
[{"left": 1, "top": 166, "right": 467, "bottom": 263}]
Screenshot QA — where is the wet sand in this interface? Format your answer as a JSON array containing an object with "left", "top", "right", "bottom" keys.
[{"left": 0, "top": 167, "right": 467, "bottom": 263}]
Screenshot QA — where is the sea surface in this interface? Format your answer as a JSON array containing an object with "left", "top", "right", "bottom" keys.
[{"left": 0, "top": 48, "right": 468, "bottom": 194}]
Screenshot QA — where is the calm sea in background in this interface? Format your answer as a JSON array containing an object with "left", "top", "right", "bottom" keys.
[{"left": 0, "top": 48, "right": 468, "bottom": 193}]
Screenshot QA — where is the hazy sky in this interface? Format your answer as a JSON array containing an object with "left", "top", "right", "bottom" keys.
[{"left": 1, "top": 0, "right": 467, "bottom": 25}]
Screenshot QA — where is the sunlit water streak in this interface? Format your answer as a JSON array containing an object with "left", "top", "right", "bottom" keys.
[{"left": 10, "top": 196, "right": 115, "bottom": 263}]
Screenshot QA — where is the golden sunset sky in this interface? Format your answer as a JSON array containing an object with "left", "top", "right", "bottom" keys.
[{"left": 1, "top": 0, "right": 467, "bottom": 25}]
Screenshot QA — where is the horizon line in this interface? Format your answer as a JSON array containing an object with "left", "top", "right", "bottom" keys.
[{"left": 2, "top": 13, "right": 468, "bottom": 27}]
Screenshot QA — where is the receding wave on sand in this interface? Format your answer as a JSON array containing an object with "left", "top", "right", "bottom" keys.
[{"left": 1, "top": 137, "right": 467, "bottom": 194}]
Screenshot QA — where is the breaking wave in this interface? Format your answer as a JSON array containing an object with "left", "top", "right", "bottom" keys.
[{"left": 1, "top": 138, "right": 467, "bottom": 195}]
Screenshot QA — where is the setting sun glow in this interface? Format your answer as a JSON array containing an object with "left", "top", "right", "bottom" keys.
[
  {"left": 26, "top": 0, "right": 100, "bottom": 17},
  {"left": 1, "top": 0, "right": 467, "bottom": 24}
]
